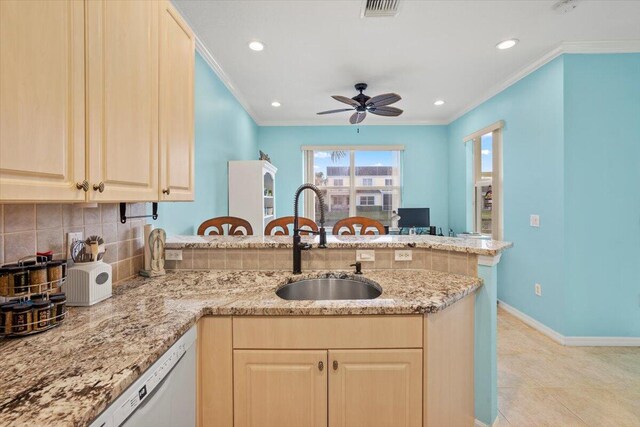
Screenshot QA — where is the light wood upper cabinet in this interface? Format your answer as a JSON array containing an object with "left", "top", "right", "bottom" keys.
[
  {"left": 0, "top": 0, "right": 86, "bottom": 201},
  {"left": 159, "top": 1, "right": 195, "bottom": 201},
  {"left": 328, "top": 349, "right": 423, "bottom": 427},
  {"left": 86, "top": 0, "right": 160, "bottom": 202},
  {"left": 234, "top": 350, "right": 328, "bottom": 427}
]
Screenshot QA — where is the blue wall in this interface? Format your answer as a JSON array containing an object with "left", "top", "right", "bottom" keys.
[
  {"left": 448, "top": 57, "right": 567, "bottom": 333},
  {"left": 257, "top": 125, "right": 450, "bottom": 231},
  {"left": 156, "top": 52, "right": 258, "bottom": 234},
  {"left": 449, "top": 53, "right": 640, "bottom": 337},
  {"left": 563, "top": 54, "right": 640, "bottom": 337}
]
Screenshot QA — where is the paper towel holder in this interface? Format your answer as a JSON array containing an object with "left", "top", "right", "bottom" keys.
[{"left": 119, "top": 203, "right": 158, "bottom": 224}]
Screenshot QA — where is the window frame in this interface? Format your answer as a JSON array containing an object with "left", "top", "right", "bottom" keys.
[
  {"left": 464, "top": 121, "right": 504, "bottom": 240},
  {"left": 362, "top": 178, "right": 373, "bottom": 186},
  {"left": 302, "top": 145, "right": 404, "bottom": 224}
]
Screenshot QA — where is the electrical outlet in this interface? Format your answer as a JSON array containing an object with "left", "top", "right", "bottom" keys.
[
  {"left": 165, "top": 249, "right": 183, "bottom": 261},
  {"left": 356, "top": 250, "right": 375, "bottom": 262},
  {"left": 66, "top": 232, "right": 83, "bottom": 259},
  {"left": 535, "top": 283, "right": 542, "bottom": 296},
  {"left": 394, "top": 250, "right": 412, "bottom": 261},
  {"left": 530, "top": 214, "right": 540, "bottom": 227}
]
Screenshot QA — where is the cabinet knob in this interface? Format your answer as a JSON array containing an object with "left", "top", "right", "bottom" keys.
[
  {"left": 93, "top": 182, "right": 105, "bottom": 193},
  {"left": 162, "top": 188, "right": 171, "bottom": 195},
  {"left": 318, "top": 361, "right": 324, "bottom": 371},
  {"left": 333, "top": 360, "right": 338, "bottom": 370},
  {"left": 76, "top": 180, "right": 89, "bottom": 192}
]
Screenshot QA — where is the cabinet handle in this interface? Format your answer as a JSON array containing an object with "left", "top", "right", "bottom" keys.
[
  {"left": 333, "top": 360, "right": 338, "bottom": 370},
  {"left": 76, "top": 180, "right": 89, "bottom": 192},
  {"left": 93, "top": 182, "right": 105, "bottom": 193},
  {"left": 318, "top": 361, "right": 324, "bottom": 371},
  {"left": 162, "top": 188, "right": 170, "bottom": 195}
]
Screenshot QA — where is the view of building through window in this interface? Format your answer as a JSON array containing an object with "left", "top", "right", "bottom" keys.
[
  {"left": 476, "top": 133, "right": 493, "bottom": 235},
  {"left": 306, "top": 149, "right": 402, "bottom": 230}
]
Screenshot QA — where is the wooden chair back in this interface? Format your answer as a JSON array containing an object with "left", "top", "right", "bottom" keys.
[
  {"left": 197, "top": 216, "right": 253, "bottom": 236},
  {"left": 265, "top": 216, "right": 318, "bottom": 236},
  {"left": 332, "top": 216, "right": 385, "bottom": 236}
]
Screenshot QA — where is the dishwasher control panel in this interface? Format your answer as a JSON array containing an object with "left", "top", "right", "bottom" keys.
[{"left": 90, "top": 326, "right": 196, "bottom": 427}]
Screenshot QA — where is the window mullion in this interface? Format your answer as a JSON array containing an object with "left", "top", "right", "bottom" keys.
[{"left": 349, "top": 150, "right": 356, "bottom": 217}]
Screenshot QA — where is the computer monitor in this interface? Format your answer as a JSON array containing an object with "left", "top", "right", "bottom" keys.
[{"left": 397, "top": 208, "right": 430, "bottom": 228}]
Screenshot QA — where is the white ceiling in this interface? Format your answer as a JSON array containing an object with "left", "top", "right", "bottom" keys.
[{"left": 173, "top": 0, "right": 640, "bottom": 125}]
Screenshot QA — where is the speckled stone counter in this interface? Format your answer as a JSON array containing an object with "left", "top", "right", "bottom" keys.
[
  {"left": 166, "top": 234, "right": 513, "bottom": 256},
  {"left": 0, "top": 269, "right": 481, "bottom": 426}
]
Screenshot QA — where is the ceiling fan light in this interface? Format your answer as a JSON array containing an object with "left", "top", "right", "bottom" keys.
[
  {"left": 496, "top": 39, "right": 519, "bottom": 50},
  {"left": 434, "top": 100, "right": 445, "bottom": 106}
]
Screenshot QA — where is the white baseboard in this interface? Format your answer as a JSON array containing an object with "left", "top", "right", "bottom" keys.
[
  {"left": 498, "top": 300, "right": 640, "bottom": 347},
  {"left": 475, "top": 418, "right": 497, "bottom": 427}
]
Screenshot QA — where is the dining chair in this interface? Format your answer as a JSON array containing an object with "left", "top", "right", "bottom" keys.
[
  {"left": 332, "top": 216, "right": 385, "bottom": 236},
  {"left": 197, "top": 216, "right": 253, "bottom": 236},
  {"left": 265, "top": 216, "right": 318, "bottom": 236}
]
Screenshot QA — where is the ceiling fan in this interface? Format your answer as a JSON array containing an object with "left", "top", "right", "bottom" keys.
[{"left": 317, "top": 83, "right": 403, "bottom": 124}]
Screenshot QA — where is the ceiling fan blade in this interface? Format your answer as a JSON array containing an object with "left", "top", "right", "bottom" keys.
[
  {"left": 368, "top": 106, "right": 403, "bottom": 117},
  {"left": 366, "top": 93, "right": 401, "bottom": 107},
  {"left": 349, "top": 111, "right": 366, "bottom": 124},
  {"left": 317, "top": 108, "right": 354, "bottom": 115},
  {"left": 332, "top": 95, "right": 361, "bottom": 108}
]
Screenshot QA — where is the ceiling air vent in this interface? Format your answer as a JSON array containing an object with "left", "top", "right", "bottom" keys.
[{"left": 362, "top": 0, "right": 400, "bottom": 18}]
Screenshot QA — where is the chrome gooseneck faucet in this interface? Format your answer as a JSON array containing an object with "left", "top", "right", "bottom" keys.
[{"left": 293, "top": 183, "right": 327, "bottom": 274}]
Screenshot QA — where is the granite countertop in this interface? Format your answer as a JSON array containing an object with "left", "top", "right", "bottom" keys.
[
  {"left": 166, "top": 234, "right": 513, "bottom": 256},
  {"left": 0, "top": 269, "right": 481, "bottom": 426}
]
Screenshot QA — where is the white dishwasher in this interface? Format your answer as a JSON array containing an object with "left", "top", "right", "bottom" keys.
[{"left": 91, "top": 325, "right": 197, "bottom": 427}]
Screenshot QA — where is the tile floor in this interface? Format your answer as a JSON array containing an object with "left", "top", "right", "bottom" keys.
[{"left": 497, "top": 307, "right": 640, "bottom": 427}]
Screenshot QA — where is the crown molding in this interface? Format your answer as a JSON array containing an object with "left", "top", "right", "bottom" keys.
[
  {"left": 259, "top": 119, "right": 449, "bottom": 127},
  {"left": 193, "top": 37, "right": 262, "bottom": 126},
  {"left": 447, "top": 40, "right": 640, "bottom": 123},
  {"left": 171, "top": 5, "right": 640, "bottom": 129}
]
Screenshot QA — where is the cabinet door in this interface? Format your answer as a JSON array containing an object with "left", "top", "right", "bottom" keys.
[
  {"left": 0, "top": 0, "right": 86, "bottom": 201},
  {"left": 329, "top": 349, "right": 422, "bottom": 427},
  {"left": 86, "top": 0, "right": 159, "bottom": 202},
  {"left": 234, "top": 350, "right": 328, "bottom": 427},
  {"left": 159, "top": 1, "right": 194, "bottom": 201}
]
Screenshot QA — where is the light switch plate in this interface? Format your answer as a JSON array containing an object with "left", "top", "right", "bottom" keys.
[
  {"left": 165, "top": 249, "right": 183, "bottom": 261},
  {"left": 530, "top": 214, "right": 540, "bottom": 227},
  {"left": 394, "top": 250, "right": 412, "bottom": 261},
  {"left": 535, "top": 283, "right": 542, "bottom": 296},
  {"left": 356, "top": 250, "right": 375, "bottom": 262}
]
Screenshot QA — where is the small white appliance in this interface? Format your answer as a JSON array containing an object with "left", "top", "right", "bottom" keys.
[
  {"left": 90, "top": 325, "right": 197, "bottom": 427},
  {"left": 63, "top": 261, "right": 112, "bottom": 306}
]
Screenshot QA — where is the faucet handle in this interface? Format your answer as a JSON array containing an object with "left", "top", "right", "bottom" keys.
[{"left": 350, "top": 262, "right": 363, "bottom": 274}]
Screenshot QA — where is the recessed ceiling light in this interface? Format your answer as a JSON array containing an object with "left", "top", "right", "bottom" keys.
[
  {"left": 248, "top": 41, "right": 265, "bottom": 51},
  {"left": 271, "top": 101, "right": 281, "bottom": 107},
  {"left": 434, "top": 100, "right": 445, "bottom": 106},
  {"left": 496, "top": 39, "right": 519, "bottom": 50}
]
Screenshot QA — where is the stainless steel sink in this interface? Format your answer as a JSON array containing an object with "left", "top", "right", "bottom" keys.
[{"left": 276, "top": 277, "right": 382, "bottom": 301}]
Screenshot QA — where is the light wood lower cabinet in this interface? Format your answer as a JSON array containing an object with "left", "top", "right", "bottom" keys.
[
  {"left": 198, "top": 303, "right": 476, "bottom": 427},
  {"left": 328, "top": 350, "right": 423, "bottom": 427},
  {"left": 234, "top": 350, "right": 328, "bottom": 427}
]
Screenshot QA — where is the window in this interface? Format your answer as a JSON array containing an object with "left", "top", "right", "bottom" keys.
[
  {"left": 382, "top": 193, "right": 392, "bottom": 211},
  {"left": 464, "top": 121, "right": 503, "bottom": 240},
  {"left": 303, "top": 146, "right": 403, "bottom": 229},
  {"left": 359, "top": 196, "right": 375, "bottom": 206}
]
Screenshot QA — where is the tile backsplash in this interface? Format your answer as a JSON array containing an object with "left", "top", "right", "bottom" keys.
[{"left": 0, "top": 203, "right": 147, "bottom": 283}]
